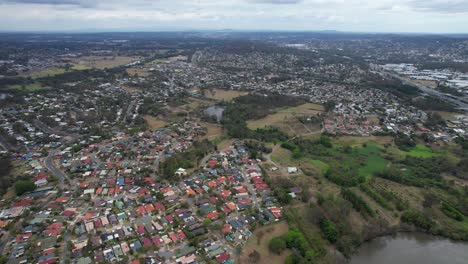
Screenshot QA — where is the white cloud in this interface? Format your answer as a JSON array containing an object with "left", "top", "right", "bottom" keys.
[{"left": 0, "top": 0, "right": 466, "bottom": 32}]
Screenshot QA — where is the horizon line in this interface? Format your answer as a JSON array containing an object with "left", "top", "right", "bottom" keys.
[{"left": 0, "top": 29, "right": 467, "bottom": 36}]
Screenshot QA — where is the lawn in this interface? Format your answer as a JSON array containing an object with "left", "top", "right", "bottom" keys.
[{"left": 406, "top": 145, "right": 437, "bottom": 158}]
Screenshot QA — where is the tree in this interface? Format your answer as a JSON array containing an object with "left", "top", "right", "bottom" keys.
[
  {"left": 14, "top": 180, "right": 36, "bottom": 196},
  {"left": 248, "top": 250, "right": 261, "bottom": 263},
  {"left": 268, "top": 237, "right": 286, "bottom": 255},
  {"left": 319, "top": 218, "right": 338, "bottom": 243},
  {"left": 203, "top": 218, "right": 212, "bottom": 227}
]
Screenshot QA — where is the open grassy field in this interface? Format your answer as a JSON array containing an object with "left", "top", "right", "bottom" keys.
[
  {"left": 169, "top": 97, "right": 213, "bottom": 114},
  {"left": 238, "top": 221, "right": 291, "bottom": 264},
  {"left": 126, "top": 67, "right": 151, "bottom": 77},
  {"left": 333, "top": 136, "right": 393, "bottom": 146},
  {"left": 72, "top": 56, "right": 141, "bottom": 69},
  {"left": 271, "top": 140, "right": 389, "bottom": 183},
  {"left": 403, "top": 77, "right": 438, "bottom": 88},
  {"left": 144, "top": 115, "right": 168, "bottom": 130},
  {"left": 406, "top": 144, "right": 438, "bottom": 158},
  {"left": 199, "top": 121, "right": 223, "bottom": 140},
  {"left": 204, "top": 88, "right": 248, "bottom": 101},
  {"left": 5, "top": 82, "right": 47, "bottom": 92},
  {"left": 247, "top": 103, "right": 324, "bottom": 136},
  {"left": 71, "top": 64, "right": 91, "bottom": 70},
  {"left": 357, "top": 143, "right": 389, "bottom": 178},
  {"left": 22, "top": 68, "right": 67, "bottom": 78}
]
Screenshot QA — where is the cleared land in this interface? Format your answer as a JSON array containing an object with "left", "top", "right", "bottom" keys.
[
  {"left": 238, "top": 221, "right": 291, "bottom": 264},
  {"left": 22, "top": 68, "right": 67, "bottom": 78},
  {"left": 199, "top": 122, "right": 223, "bottom": 140},
  {"left": 247, "top": 103, "right": 324, "bottom": 136},
  {"left": 144, "top": 115, "right": 168, "bottom": 130},
  {"left": 204, "top": 89, "right": 248, "bottom": 101},
  {"left": 126, "top": 68, "right": 151, "bottom": 77},
  {"left": 71, "top": 56, "right": 141, "bottom": 69}
]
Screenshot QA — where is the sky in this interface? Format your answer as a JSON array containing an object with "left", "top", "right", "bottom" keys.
[{"left": 0, "top": 0, "right": 467, "bottom": 33}]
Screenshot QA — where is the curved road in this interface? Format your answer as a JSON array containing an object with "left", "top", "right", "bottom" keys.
[{"left": 44, "top": 149, "right": 69, "bottom": 189}]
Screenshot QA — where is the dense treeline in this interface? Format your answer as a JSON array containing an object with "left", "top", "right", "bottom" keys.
[
  {"left": 341, "top": 188, "right": 375, "bottom": 218},
  {"left": 269, "top": 229, "right": 317, "bottom": 264},
  {"left": 437, "top": 85, "right": 464, "bottom": 97},
  {"left": 319, "top": 218, "right": 338, "bottom": 243},
  {"left": 362, "top": 74, "right": 420, "bottom": 99},
  {"left": 38, "top": 67, "right": 127, "bottom": 88},
  {"left": 139, "top": 97, "right": 164, "bottom": 116},
  {"left": 221, "top": 94, "right": 302, "bottom": 142},
  {"left": 412, "top": 96, "right": 456, "bottom": 112},
  {"left": 0, "top": 158, "right": 13, "bottom": 195}
]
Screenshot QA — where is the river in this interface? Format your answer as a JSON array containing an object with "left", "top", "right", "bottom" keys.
[{"left": 350, "top": 232, "right": 468, "bottom": 264}]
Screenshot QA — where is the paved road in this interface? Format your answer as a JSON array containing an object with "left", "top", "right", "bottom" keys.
[
  {"left": 33, "top": 119, "right": 59, "bottom": 135},
  {"left": 44, "top": 149, "right": 69, "bottom": 189},
  {"left": 381, "top": 71, "right": 468, "bottom": 111}
]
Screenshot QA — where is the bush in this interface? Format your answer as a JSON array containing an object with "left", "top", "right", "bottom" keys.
[
  {"left": 441, "top": 202, "right": 464, "bottom": 221},
  {"left": 319, "top": 218, "right": 338, "bottom": 243},
  {"left": 360, "top": 184, "right": 393, "bottom": 210},
  {"left": 341, "top": 188, "right": 375, "bottom": 218},
  {"left": 401, "top": 210, "right": 435, "bottom": 230},
  {"left": 14, "top": 180, "right": 36, "bottom": 196},
  {"left": 269, "top": 237, "right": 287, "bottom": 254}
]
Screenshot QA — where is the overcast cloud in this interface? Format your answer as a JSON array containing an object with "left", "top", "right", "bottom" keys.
[{"left": 0, "top": 0, "right": 467, "bottom": 33}]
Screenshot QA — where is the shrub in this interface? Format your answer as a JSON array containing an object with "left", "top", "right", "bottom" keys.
[
  {"left": 14, "top": 180, "right": 36, "bottom": 196},
  {"left": 319, "top": 218, "right": 338, "bottom": 243},
  {"left": 441, "top": 202, "right": 464, "bottom": 221},
  {"left": 401, "top": 210, "right": 434, "bottom": 230},
  {"left": 269, "top": 237, "right": 287, "bottom": 254}
]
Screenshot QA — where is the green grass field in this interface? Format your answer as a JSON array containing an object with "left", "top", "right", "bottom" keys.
[
  {"left": 406, "top": 145, "right": 437, "bottom": 158},
  {"left": 5, "top": 82, "right": 47, "bottom": 92},
  {"left": 357, "top": 143, "right": 388, "bottom": 178},
  {"left": 310, "top": 159, "right": 329, "bottom": 174}
]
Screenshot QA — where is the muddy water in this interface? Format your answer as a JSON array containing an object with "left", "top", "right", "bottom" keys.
[{"left": 350, "top": 232, "right": 468, "bottom": 264}]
